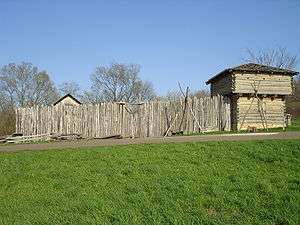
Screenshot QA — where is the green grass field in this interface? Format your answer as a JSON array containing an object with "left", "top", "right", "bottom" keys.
[
  {"left": 289, "top": 117, "right": 300, "bottom": 131},
  {"left": 269, "top": 117, "right": 300, "bottom": 132},
  {"left": 1, "top": 140, "right": 300, "bottom": 225},
  {"left": 182, "top": 117, "right": 300, "bottom": 136}
]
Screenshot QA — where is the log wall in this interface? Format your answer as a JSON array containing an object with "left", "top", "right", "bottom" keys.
[
  {"left": 15, "top": 96, "right": 231, "bottom": 137},
  {"left": 233, "top": 73, "right": 293, "bottom": 95},
  {"left": 211, "top": 73, "right": 293, "bottom": 96},
  {"left": 235, "top": 96, "right": 286, "bottom": 130},
  {"left": 210, "top": 75, "right": 233, "bottom": 95}
]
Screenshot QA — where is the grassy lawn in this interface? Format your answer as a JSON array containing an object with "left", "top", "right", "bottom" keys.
[
  {"left": 182, "top": 117, "right": 300, "bottom": 136},
  {"left": 289, "top": 117, "right": 300, "bottom": 130},
  {"left": 268, "top": 117, "right": 300, "bottom": 132},
  {"left": 1, "top": 140, "right": 300, "bottom": 225}
]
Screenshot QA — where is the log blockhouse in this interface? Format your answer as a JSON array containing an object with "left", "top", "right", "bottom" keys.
[{"left": 206, "top": 63, "right": 299, "bottom": 130}]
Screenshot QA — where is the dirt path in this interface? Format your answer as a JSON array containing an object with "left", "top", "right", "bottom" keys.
[{"left": 1, "top": 132, "right": 300, "bottom": 153}]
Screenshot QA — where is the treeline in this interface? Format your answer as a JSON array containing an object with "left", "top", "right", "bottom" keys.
[{"left": 0, "top": 62, "right": 153, "bottom": 135}]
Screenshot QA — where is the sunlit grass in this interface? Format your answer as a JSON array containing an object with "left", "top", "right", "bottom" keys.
[{"left": 0, "top": 140, "right": 300, "bottom": 225}]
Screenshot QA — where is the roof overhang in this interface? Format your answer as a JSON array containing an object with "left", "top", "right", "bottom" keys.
[
  {"left": 206, "top": 69, "right": 230, "bottom": 85},
  {"left": 206, "top": 67, "right": 299, "bottom": 85}
]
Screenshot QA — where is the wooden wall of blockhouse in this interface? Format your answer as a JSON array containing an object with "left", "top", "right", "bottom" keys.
[
  {"left": 232, "top": 73, "right": 293, "bottom": 95},
  {"left": 210, "top": 75, "right": 233, "bottom": 95},
  {"left": 234, "top": 95, "right": 286, "bottom": 130}
]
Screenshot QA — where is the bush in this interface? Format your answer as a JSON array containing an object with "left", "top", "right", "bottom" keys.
[
  {"left": 0, "top": 109, "right": 15, "bottom": 136},
  {"left": 286, "top": 79, "right": 300, "bottom": 118}
]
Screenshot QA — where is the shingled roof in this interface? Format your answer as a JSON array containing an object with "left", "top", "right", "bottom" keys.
[{"left": 206, "top": 63, "right": 299, "bottom": 84}]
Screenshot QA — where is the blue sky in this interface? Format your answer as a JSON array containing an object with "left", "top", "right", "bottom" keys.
[{"left": 0, "top": 0, "right": 299, "bottom": 94}]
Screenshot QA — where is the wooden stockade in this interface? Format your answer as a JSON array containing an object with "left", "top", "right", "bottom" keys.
[{"left": 15, "top": 95, "right": 231, "bottom": 138}]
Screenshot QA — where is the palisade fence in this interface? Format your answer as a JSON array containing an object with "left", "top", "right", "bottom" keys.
[{"left": 15, "top": 95, "right": 231, "bottom": 138}]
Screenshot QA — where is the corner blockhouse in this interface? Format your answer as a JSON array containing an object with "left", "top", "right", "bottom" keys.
[{"left": 206, "top": 63, "right": 299, "bottom": 131}]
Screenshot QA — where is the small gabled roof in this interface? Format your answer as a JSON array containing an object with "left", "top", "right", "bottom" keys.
[
  {"left": 53, "top": 94, "right": 81, "bottom": 106},
  {"left": 206, "top": 63, "right": 299, "bottom": 84}
]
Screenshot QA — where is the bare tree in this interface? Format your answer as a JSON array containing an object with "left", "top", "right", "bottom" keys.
[
  {"left": 243, "top": 47, "right": 298, "bottom": 70},
  {"left": 58, "top": 81, "right": 80, "bottom": 98},
  {"left": 0, "top": 62, "right": 58, "bottom": 107},
  {"left": 80, "top": 91, "right": 103, "bottom": 104},
  {"left": 162, "top": 89, "right": 210, "bottom": 101},
  {"left": 89, "top": 62, "right": 156, "bottom": 103},
  {"left": 164, "top": 90, "right": 182, "bottom": 101},
  {"left": 192, "top": 89, "right": 210, "bottom": 98},
  {"left": 0, "top": 90, "right": 11, "bottom": 111}
]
